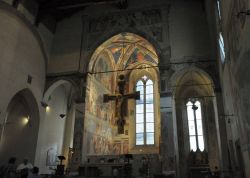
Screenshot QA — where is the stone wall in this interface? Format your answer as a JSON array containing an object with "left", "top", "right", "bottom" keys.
[{"left": 217, "top": 0, "right": 250, "bottom": 177}]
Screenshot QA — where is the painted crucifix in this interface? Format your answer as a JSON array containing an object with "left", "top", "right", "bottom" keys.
[{"left": 103, "top": 74, "right": 140, "bottom": 134}]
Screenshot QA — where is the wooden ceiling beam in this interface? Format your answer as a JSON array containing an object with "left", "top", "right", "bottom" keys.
[{"left": 35, "top": 0, "right": 127, "bottom": 25}]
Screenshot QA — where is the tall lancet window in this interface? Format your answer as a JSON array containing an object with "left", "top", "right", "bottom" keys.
[
  {"left": 186, "top": 100, "right": 204, "bottom": 151},
  {"left": 136, "top": 75, "right": 154, "bottom": 145},
  {"left": 219, "top": 32, "right": 225, "bottom": 63}
]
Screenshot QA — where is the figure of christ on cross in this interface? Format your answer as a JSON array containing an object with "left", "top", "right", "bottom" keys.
[{"left": 103, "top": 74, "right": 140, "bottom": 134}]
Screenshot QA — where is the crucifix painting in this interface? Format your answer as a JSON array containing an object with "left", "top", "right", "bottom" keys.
[{"left": 103, "top": 74, "right": 140, "bottom": 134}]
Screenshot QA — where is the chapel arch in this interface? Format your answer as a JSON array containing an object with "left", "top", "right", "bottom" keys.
[
  {"left": 0, "top": 88, "right": 40, "bottom": 164},
  {"left": 85, "top": 29, "right": 162, "bottom": 73},
  {"left": 172, "top": 68, "right": 220, "bottom": 178},
  {"left": 84, "top": 32, "right": 160, "bottom": 161},
  {"left": 41, "top": 79, "right": 79, "bottom": 169}
]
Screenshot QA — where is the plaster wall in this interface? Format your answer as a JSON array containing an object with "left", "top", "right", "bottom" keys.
[
  {"left": 1, "top": 1, "right": 53, "bottom": 60},
  {"left": 48, "top": 14, "right": 82, "bottom": 73},
  {"left": 37, "top": 23, "right": 54, "bottom": 59},
  {"left": 0, "top": 5, "right": 47, "bottom": 173},
  {"left": 17, "top": 3, "right": 36, "bottom": 24},
  {"left": 48, "top": 0, "right": 212, "bottom": 73},
  {"left": 0, "top": 8, "right": 45, "bottom": 126},
  {"left": 35, "top": 85, "right": 68, "bottom": 174},
  {"left": 48, "top": 0, "right": 170, "bottom": 74},
  {"left": 169, "top": 0, "right": 212, "bottom": 62}
]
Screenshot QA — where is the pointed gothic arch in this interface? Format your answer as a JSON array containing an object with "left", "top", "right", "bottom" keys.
[
  {"left": 0, "top": 88, "right": 40, "bottom": 164},
  {"left": 171, "top": 67, "right": 221, "bottom": 178},
  {"left": 84, "top": 32, "right": 160, "bottom": 160}
]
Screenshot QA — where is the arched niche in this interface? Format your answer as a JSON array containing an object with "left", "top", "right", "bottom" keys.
[
  {"left": 128, "top": 62, "right": 160, "bottom": 154},
  {"left": 0, "top": 88, "right": 39, "bottom": 164},
  {"left": 172, "top": 68, "right": 220, "bottom": 178},
  {"left": 84, "top": 32, "right": 160, "bottom": 161},
  {"left": 38, "top": 79, "right": 78, "bottom": 173}
]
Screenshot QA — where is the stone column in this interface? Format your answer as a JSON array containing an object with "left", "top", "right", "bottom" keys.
[
  {"left": 62, "top": 103, "right": 76, "bottom": 168},
  {"left": 72, "top": 103, "right": 85, "bottom": 171},
  {"left": 160, "top": 92, "right": 175, "bottom": 173},
  {"left": 213, "top": 91, "right": 230, "bottom": 177}
]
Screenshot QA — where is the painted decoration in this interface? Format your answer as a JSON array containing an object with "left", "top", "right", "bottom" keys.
[
  {"left": 93, "top": 54, "right": 115, "bottom": 92},
  {"left": 85, "top": 52, "right": 116, "bottom": 155},
  {"left": 123, "top": 140, "right": 129, "bottom": 154},
  {"left": 125, "top": 47, "right": 157, "bottom": 67},
  {"left": 113, "top": 142, "right": 122, "bottom": 155},
  {"left": 84, "top": 33, "right": 159, "bottom": 156}
]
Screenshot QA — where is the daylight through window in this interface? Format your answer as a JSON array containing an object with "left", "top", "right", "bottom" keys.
[
  {"left": 136, "top": 76, "right": 154, "bottom": 145},
  {"left": 186, "top": 100, "right": 204, "bottom": 151}
]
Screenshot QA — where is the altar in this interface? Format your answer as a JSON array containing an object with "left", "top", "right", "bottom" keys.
[{"left": 79, "top": 162, "right": 131, "bottom": 177}]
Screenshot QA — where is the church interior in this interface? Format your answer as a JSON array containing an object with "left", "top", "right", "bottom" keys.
[{"left": 0, "top": 0, "right": 250, "bottom": 177}]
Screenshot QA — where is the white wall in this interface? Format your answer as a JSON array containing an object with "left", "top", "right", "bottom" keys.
[
  {"left": 0, "top": 4, "right": 46, "bottom": 167},
  {"left": 35, "top": 85, "right": 68, "bottom": 174},
  {"left": 0, "top": 8, "right": 45, "bottom": 127}
]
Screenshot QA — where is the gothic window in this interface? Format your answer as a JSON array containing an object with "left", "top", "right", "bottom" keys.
[
  {"left": 135, "top": 75, "right": 154, "bottom": 145},
  {"left": 219, "top": 32, "right": 226, "bottom": 63},
  {"left": 186, "top": 100, "right": 204, "bottom": 151},
  {"left": 217, "top": 0, "right": 222, "bottom": 20},
  {"left": 217, "top": 0, "right": 226, "bottom": 63}
]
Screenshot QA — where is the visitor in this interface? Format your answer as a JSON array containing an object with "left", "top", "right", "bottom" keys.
[
  {"left": 0, "top": 157, "right": 17, "bottom": 178},
  {"left": 27, "top": 167, "right": 39, "bottom": 178},
  {"left": 212, "top": 166, "right": 220, "bottom": 178},
  {"left": 16, "top": 158, "right": 33, "bottom": 178}
]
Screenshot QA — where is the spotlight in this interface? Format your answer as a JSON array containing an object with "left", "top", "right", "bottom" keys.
[
  {"left": 41, "top": 101, "right": 50, "bottom": 112},
  {"left": 22, "top": 116, "right": 30, "bottom": 126},
  {"left": 41, "top": 101, "right": 48, "bottom": 108},
  {"left": 59, "top": 114, "right": 66, "bottom": 118}
]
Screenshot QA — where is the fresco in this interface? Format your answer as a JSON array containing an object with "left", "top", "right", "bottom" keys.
[
  {"left": 85, "top": 84, "right": 116, "bottom": 126},
  {"left": 85, "top": 52, "right": 117, "bottom": 155},
  {"left": 85, "top": 33, "right": 159, "bottom": 156},
  {"left": 123, "top": 140, "right": 129, "bottom": 154},
  {"left": 85, "top": 73, "right": 130, "bottom": 155},
  {"left": 107, "top": 43, "right": 127, "bottom": 64},
  {"left": 125, "top": 47, "right": 157, "bottom": 67},
  {"left": 113, "top": 142, "right": 122, "bottom": 155},
  {"left": 86, "top": 119, "right": 113, "bottom": 155},
  {"left": 112, "top": 140, "right": 129, "bottom": 155},
  {"left": 94, "top": 54, "right": 115, "bottom": 92}
]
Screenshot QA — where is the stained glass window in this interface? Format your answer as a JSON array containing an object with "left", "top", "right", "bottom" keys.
[
  {"left": 136, "top": 76, "right": 154, "bottom": 145},
  {"left": 186, "top": 100, "right": 204, "bottom": 151}
]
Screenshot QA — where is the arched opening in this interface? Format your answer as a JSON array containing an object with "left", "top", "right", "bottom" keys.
[
  {"left": 0, "top": 89, "right": 40, "bottom": 165},
  {"left": 37, "top": 80, "right": 78, "bottom": 174},
  {"left": 172, "top": 68, "right": 220, "bottom": 178},
  {"left": 83, "top": 32, "right": 160, "bottom": 176}
]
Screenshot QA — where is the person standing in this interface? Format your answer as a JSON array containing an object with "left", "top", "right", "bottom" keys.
[
  {"left": 16, "top": 158, "right": 33, "bottom": 178},
  {"left": 0, "top": 157, "right": 17, "bottom": 178},
  {"left": 27, "top": 167, "right": 39, "bottom": 178}
]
